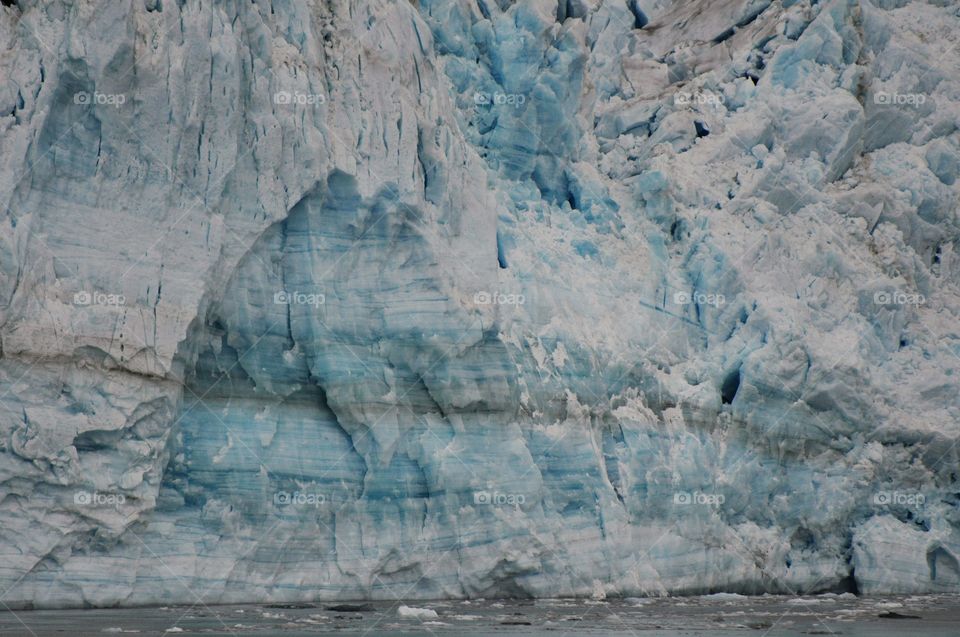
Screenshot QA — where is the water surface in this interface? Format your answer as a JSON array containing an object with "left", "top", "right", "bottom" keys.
[{"left": 2, "top": 594, "right": 958, "bottom": 636}]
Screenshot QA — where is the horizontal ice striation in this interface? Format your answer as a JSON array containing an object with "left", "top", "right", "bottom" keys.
[{"left": 0, "top": 0, "right": 959, "bottom": 608}]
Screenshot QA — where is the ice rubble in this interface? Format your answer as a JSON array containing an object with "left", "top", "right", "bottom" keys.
[{"left": 0, "top": 0, "right": 958, "bottom": 608}]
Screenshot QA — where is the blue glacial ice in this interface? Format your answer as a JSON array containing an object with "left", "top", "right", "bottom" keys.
[{"left": 0, "top": 0, "right": 958, "bottom": 608}]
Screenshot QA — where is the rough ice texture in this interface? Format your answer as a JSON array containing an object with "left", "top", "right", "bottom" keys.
[{"left": 0, "top": 0, "right": 958, "bottom": 608}]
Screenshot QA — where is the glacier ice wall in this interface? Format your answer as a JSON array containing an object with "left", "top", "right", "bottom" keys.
[{"left": 0, "top": 0, "right": 959, "bottom": 608}]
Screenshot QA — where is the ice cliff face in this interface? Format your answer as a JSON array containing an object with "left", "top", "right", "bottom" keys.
[{"left": 0, "top": 0, "right": 959, "bottom": 608}]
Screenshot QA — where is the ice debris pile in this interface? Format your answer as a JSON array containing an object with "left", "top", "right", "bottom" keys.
[{"left": 0, "top": 0, "right": 959, "bottom": 608}]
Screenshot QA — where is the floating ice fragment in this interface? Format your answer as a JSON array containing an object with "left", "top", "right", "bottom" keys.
[
  {"left": 398, "top": 605, "right": 439, "bottom": 620},
  {"left": 702, "top": 593, "right": 748, "bottom": 601}
]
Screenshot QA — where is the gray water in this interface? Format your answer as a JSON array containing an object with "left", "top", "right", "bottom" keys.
[{"left": 2, "top": 594, "right": 957, "bottom": 636}]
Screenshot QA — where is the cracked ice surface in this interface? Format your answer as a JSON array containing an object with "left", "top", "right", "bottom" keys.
[{"left": 0, "top": 0, "right": 958, "bottom": 608}]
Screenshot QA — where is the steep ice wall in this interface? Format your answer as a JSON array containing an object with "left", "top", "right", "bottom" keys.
[{"left": 0, "top": 0, "right": 958, "bottom": 608}]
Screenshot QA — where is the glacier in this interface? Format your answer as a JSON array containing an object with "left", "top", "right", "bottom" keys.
[{"left": 0, "top": 0, "right": 958, "bottom": 609}]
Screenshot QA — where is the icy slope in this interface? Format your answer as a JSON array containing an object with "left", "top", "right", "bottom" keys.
[{"left": 0, "top": 0, "right": 958, "bottom": 607}]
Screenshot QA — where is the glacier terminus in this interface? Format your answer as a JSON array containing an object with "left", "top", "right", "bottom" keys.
[{"left": 0, "top": 0, "right": 959, "bottom": 612}]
